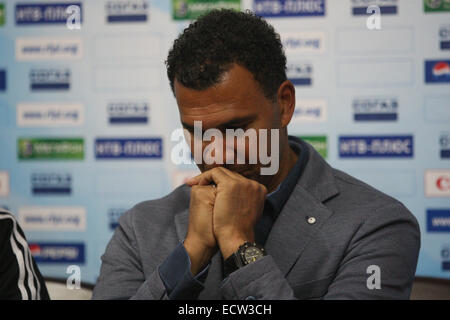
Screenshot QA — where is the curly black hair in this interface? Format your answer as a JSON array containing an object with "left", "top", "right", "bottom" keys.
[{"left": 165, "top": 9, "right": 287, "bottom": 101}]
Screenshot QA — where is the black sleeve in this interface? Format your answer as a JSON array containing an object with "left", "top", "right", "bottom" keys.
[{"left": 0, "top": 211, "right": 50, "bottom": 300}]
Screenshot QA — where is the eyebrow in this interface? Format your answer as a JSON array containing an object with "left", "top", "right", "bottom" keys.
[{"left": 181, "top": 115, "right": 256, "bottom": 132}]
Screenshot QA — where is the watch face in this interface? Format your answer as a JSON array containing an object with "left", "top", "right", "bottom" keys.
[{"left": 243, "top": 246, "right": 264, "bottom": 264}]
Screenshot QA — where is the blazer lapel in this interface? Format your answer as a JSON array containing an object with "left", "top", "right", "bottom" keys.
[
  {"left": 264, "top": 184, "right": 335, "bottom": 276},
  {"left": 265, "top": 141, "right": 340, "bottom": 276}
]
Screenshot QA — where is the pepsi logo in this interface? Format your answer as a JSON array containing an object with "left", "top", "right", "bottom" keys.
[
  {"left": 437, "top": 176, "right": 450, "bottom": 191},
  {"left": 433, "top": 61, "right": 450, "bottom": 77}
]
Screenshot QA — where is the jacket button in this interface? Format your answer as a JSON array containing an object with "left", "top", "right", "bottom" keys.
[{"left": 307, "top": 216, "right": 316, "bottom": 224}]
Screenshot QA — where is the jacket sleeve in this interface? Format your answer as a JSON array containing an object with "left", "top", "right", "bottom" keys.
[
  {"left": 92, "top": 210, "right": 209, "bottom": 300},
  {"left": 0, "top": 211, "right": 50, "bottom": 300},
  {"left": 158, "top": 242, "right": 210, "bottom": 299},
  {"left": 92, "top": 210, "right": 170, "bottom": 300},
  {"left": 324, "top": 203, "right": 420, "bottom": 299},
  {"left": 221, "top": 255, "right": 296, "bottom": 299},
  {"left": 221, "top": 203, "right": 420, "bottom": 300}
]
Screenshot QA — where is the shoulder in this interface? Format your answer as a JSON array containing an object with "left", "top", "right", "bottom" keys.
[
  {"left": 332, "top": 168, "right": 401, "bottom": 206},
  {"left": 0, "top": 210, "right": 26, "bottom": 249},
  {"left": 0, "top": 209, "right": 16, "bottom": 233},
  {"left": 329, "top": 168, "right": 419, "bottom": 229},
  {"left": 0, "top": 209, "right": 15, "bottom": 219}
]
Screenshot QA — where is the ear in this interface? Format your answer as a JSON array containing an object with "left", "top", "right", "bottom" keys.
[{"left": 276, "top": 80, "right": 296, "bottom": 128}]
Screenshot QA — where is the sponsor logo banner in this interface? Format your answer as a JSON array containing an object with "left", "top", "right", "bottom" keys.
[
  {"left": 106, "top": 0, "right": 149, "bottom": 23},
  {"left": 29, "top": 242, "right": 85, "bottom": 263},
  {"left": 424, "top": 0, "right": 450, "bottom": 12},
  {"left": 31, "top": 173, "right": 72, "bottom": 195},
  {"left": 427, "top": 209, "right": 450, "bottom": 232},
  {"left": 292, "top": 99, "right": 327, "bottom": 123},
  {"left": 18, "top": 138, "right": 84, "bottom": 160},
  {"left": 107, "top": 101, "right": 149, "bottom": 125},
  {"left": 15, "top": 2, "right": 82, "bottom": 25},
  {"left": 108, "top": 208, "right": 127, "bottom": 230},
  {"left": 440, "top": 133, "right": 450, "bottom": 159},
  {"left": 287, "top": 62, "right": 313, "bottom": 86},
  {"left": 253, "top": 0, "right": 325, "bottom": 17},
  {"left": 0, "top": 3, "right": 5, "bottom": 26},
  {"left": 425, "top": 170, "right": 450, "bottom": 197},
  {"left": 442, "top": 244, "right": 450, "bottom": 271},
  {"left": 29, "top": 68, "right": 70, "bottom": 91},
  {"left": 0, "top": 171, "right": 9, "bottom": 197},
  {"left": 351, "top": 0, "right": 398, "bottom": 15},
  {"left": 95, "top": 138, "right": 163, "bottom": 159},
  {"left": 439, "top": 25, "right": 450, "bottom": 50},
  {"left": 352, "top": 97, "right": 398, "bottom": 122},
  {"left": 18, "top": 206, "right": 85, "bottom": 231},
  {"left": 299, "top": 136, "right": 327, "bottom": 158},
  {"left": 281, "top": 31, "right": 325, "bottom": 55},
  {"left": 0, "top": 69, "right": 5, "bottom": 91},
  {"left": 17, "top": 103, "right": 84, "bottom": 127},
  {"left": 16, "top": 37, "right": 83, "bottom": 61},
  {"left": 425, "top": 60, "right": 450, "bottom": 84},
  {"left": 339, "top": 135, "right": 413, "bottom": 158},
  {"left": 173, "top": 0, "right": 240, "bottom": 20}
]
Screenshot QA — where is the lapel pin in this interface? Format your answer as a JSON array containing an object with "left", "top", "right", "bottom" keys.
[{"left": 307, "top": 216, "right": 316, "bottom": 225}]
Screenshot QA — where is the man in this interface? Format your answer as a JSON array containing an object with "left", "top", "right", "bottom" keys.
[
  {"left": 93, "top": 9, "right": 420, "bottom": 300},
  {"left": 0, "top": 209, "right": 50, "bottom": 299}
]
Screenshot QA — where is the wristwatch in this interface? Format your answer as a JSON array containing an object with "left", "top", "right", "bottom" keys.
[{"left": 223, "top": 242, "right": 266, "bottom": 278}]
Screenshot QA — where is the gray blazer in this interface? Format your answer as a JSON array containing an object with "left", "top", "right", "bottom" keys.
[{"left": 92, "top": 142, "right": 420, "bottom": 300}]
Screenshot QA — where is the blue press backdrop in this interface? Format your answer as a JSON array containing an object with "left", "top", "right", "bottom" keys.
[{"left": 0, "top": 0, "right": 449, "bottom": 284}]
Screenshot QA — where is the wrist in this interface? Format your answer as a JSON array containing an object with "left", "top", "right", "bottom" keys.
[
  {"left": 223, "top": 242, "right": 267, "bottom": 278},
  {"left": 184, "top": 237, "right": 216, "bottom": 275},
  {"left": 218, "top": 233, "right": 254, "bottom": 259}
]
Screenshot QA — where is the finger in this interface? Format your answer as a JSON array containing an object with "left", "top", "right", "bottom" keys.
[
  {"left": 190, "top": 185, "right": 216, "bottom": 202},
  {"left": 197, "top": 169, "right": 237, "bottom": 186},
  {"left": 212, "top": 167, "right": 236, "bottom": 179},
  {"left": 220, "top": 167, "right": 246, "bottom": 180},
  {"left": 188, "top": 169, "right": 227, "bottom": 186},
  {"left": 186, "top": 167, "right": 233, "bottom": 186},
  {"left": 190, "top": 184, "right": 216, "bottom": 193},
  {"left": 187, "top": 167, "right": 229, "bottom": 186}
]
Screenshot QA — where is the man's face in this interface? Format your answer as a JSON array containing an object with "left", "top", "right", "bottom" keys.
[{"left": 174, "top": 63, "right": 282, "bottom": 183}]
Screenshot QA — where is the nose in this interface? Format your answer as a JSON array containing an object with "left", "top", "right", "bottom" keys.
[{"left": 201, "top": 135, "right": 235, "bottom": 165}]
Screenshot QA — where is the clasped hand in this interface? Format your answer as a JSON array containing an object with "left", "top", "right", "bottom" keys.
[{"left": 183, "top": 167, "right": 267, "bottom": 275}]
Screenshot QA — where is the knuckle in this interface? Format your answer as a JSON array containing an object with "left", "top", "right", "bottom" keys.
[
  {"left": 248, "top": 180, "right": 259, "bottom": 190},
  {"left": 260, "top": 184, "right": 268, "bottom": 195},
  {"left": 191, "top": 185, "right": 215, "bottom": 204},
  {"left": 228, "top": 179, "right": 239, "bottom": 189},
  {"left": 212, "top": 167, "right": 222, "bottom": 173}
]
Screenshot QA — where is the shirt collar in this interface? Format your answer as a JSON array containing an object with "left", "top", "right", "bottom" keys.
[{"left": 265, "top": 136, "right": 310, "bottom": 218}]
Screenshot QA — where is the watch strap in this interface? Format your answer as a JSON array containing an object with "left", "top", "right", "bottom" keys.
[{"left": 222, "top": 242, "right": 265, "bottom": 278}]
